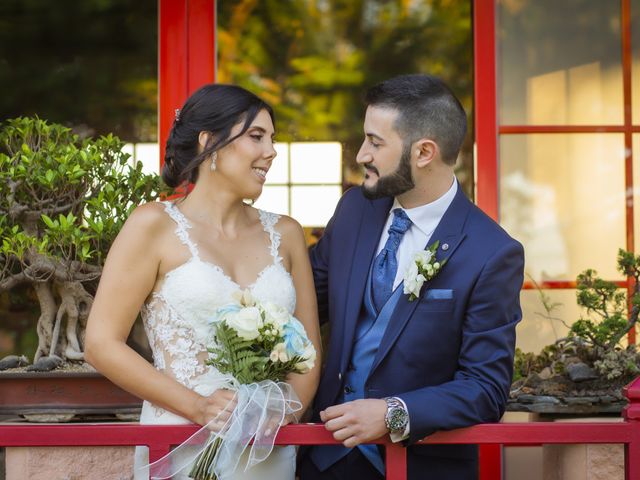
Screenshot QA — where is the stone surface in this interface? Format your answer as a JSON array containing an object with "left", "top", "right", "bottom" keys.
[
  {"left": 0, "top": 356, "right": 29, "bottom": 371},
  {"left": 532, "top": 395, "right": 561, "bottom": 404},
  {"left": 564, "top": 396, "right": 601, "bottom": 405},
  {"left": 6, "top": 446, "right": 135, "bottom": 480},
  {"left": 587, "top": 444, "right": 624, "bottom": 480},
  {"left": 543, "top": 444, "right": 624, "bottom": 480},
  {"left": 506, "top": 400, "right": 625, "bottom": 414},
  {"left": 539, "top": 367, "right": 554, "bottom": 379},
  {"left": 567, "top": 363, "right": 599, "bottom": 382}
]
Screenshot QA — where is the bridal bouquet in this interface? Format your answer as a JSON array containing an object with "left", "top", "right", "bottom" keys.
[{"left": 188, "top": 290, "right": 316, "bottom": 480}]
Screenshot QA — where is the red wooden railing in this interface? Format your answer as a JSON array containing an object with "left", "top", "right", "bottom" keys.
[{"left": 1, "top": 377, "right": 639, "bottom": 480}]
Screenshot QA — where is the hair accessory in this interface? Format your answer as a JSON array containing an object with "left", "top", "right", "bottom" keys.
[
  {"left": 210, "top": 151, "right": 218, "bottom": 171},
  {"left": 174, "top": 108, "right": 181, "bottom": 122}
]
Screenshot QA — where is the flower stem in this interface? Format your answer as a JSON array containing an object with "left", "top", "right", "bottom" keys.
[{"left": 189, "top": 436, "right": 221, "bottom": 480}]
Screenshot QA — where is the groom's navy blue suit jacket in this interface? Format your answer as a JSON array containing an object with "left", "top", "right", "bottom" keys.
[{"left": 308, "top": 185, "right": 524, "bottom": 479}]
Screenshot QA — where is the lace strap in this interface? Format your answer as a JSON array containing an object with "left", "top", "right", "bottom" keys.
[
  {"left": 162, "top": 201, "right": 200, "bottom": 259},
  {"left": 258, "top": 210, "right": 283, "bottom": 264}
]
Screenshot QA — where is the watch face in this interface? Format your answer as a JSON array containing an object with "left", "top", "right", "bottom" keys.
[{"left": 388, "top": 407, "right": 408, "bottom": 431}]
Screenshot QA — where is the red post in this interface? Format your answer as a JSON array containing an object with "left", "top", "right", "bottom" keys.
[
  {"left": 473, "top": 0, "right": 498, "bottom": 220},
  {"left": 479, "top": 444, "right": 502, "bottom": 480},
  {"left": 148, "top": 444, "right": 172, "bottom": 464},
  {"left": 385, "top": 442, "right": 408, "bottom": 480},
  {"left": 623, "top": 376, "right": 640, "bottom": 480},
  {"left": 158, "top": 0, "right": 216, "bottom": 169}
]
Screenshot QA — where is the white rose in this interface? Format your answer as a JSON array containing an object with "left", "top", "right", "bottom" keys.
[
  {"left": 414, "top": 250, "right": 433, "bottom": 266},
  {"left": 226, "top": 306, "right": 262, "bottom": 340},
  {"left": 403, "top": 262, "right": 426, "bottom": 298},
  {"left": 295, "top": 342, "right": 317, "bottom": 373},
  {"left": 263, "top": 302, "right": 290, "bottom": 334}
]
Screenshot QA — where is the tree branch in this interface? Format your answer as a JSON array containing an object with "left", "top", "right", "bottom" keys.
[{"left": 0, "top": 272, "right": 28, "bottom": 291}]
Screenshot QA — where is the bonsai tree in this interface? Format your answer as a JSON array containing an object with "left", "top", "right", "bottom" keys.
[
  {"left": 0, "top": 117, "right": 167, "bottom": 371},
  {"left": 514, "top": 249, "right": 640, "bottom": 388}
]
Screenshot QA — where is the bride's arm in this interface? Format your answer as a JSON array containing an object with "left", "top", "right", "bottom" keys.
[
  {"left": 85, "top": 203, "right": 235, "bottom": 426},
  {"left": 279, "top": 216, "right": 322, "bottom": 419}
]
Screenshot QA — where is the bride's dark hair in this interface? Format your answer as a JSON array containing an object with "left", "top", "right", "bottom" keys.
[{"left": 162, "top": 84, "right": 275, "bottom": 188}]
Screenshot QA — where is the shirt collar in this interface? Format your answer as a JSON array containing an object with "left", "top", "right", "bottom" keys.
[{"left": 391, "top": 177, "right": 458, "bottom": 237}]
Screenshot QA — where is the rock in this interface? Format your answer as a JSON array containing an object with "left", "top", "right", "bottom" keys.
[
  {"left": 0, "top": 355, "right": 29, "bottom": 370},
  {"left": 566, "top": 362, "right": 598, "bottom": 382},
  {"left": 525, "top": 373, "right": 543, "bottom": 387},
  {"left": 539, "top": 367, "right": 553, "bottom": 379},
  {"left": 533, "top": 395, "right": 561, "bottom": 404},
  {"left": 26, "top": 355, "right": 63, "bottom": 372},
  {"left": 22, "top": 413, "right": 76, "bottom": 423},
  {"left": 564, "top": 396, "right": 599, "bottom": 405},
  {"left": 516, "top": 394, "right": 537, "bottom": 404},
  {"left": 564, "top": 356, "right": 582, "bottom": 366}
]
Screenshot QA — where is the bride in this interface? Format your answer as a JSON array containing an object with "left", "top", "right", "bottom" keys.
[{"left": 85, "top": 84, "right": 322, "bottom": 479}]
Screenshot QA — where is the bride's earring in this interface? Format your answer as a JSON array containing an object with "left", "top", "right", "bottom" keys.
[{"left": 210, "top": 151, "right": 218, "bottom": 171}]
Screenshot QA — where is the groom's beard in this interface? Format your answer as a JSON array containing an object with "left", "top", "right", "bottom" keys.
[{"left": 362, "top": 144, "right": 414, "bottom": 199}]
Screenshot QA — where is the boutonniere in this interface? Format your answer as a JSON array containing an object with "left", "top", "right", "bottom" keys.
[{"left": 403, "top": 240, "right": 447, "bottom": 301}]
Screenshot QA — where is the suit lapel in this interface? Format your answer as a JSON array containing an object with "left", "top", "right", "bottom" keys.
[
  {"left": 368, "top": 185, "right": 472, "bottom": 376},
  {"left": 339, "top": 195, "right": 392, "bottom": 372}
]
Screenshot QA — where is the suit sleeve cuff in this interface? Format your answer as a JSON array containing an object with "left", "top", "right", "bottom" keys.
[{"left": 389, "top": 397, "right": 410, "bottom": 443}]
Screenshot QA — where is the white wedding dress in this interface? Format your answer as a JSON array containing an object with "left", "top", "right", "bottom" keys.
[{"left": 133, "top": 201, "right": 297, "bottom": 479}]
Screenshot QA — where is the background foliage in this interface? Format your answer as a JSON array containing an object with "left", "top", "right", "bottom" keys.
[
  {"left": 0, "top": 0, "right": 157, "bottom": 142},
  {"left": 217, "top": 0, "right": 473, "bottom": 182}
]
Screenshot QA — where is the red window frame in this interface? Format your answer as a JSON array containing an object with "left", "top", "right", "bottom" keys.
[
  {"left": 158, "top": 0, "right": 216, "bottom": 171},
  {"left": 474, "top": 0, "right": 637, "bottom": 343}
]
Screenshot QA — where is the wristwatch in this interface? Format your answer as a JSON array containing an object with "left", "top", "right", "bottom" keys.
[{"left": 383, "top": 397, "right": 409, "bottom": 433}]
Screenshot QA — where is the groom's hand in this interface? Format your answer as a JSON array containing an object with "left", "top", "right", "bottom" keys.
[{"left": 320, "top": 399, "right": 388, "bottom": 448}]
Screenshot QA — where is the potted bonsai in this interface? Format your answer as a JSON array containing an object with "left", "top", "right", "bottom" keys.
[
  {"left": 510, "top": 249, "right": 640, "bottom": 414},
  {"left": 0, "top": 116, "right": 165, "bottom": 373}
]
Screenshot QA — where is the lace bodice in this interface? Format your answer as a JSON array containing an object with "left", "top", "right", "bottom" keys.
[{"left": 141, "top": 202, "right": 296, "bottom": 400}]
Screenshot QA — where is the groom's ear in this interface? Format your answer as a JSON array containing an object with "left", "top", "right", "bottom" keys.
[{"left": 414, "top": 139, "right": 439, "bottom": 169}]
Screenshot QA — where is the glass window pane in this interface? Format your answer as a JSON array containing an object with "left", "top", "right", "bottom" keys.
[
  {"left": 498, "top": 0, "right": 623, "bottom": 125},
  {"left": 0, "top": 1, "right": 158, "bottom": 142},
  {"left": 290, "top": 142, "right": 342, "bottom": 184},
  {"left": 518, "top": 289, "right": 582, "bottom": 354},
  {"left": 255, "top": 186, "right": 289, "bottom": 217},
  {"left": 291, "top": 186, "right": 342, "bottom": 227},
  {"left": 266, "top": 143, "right": 290, "bottom": 184},
  {"left": 217, "top": 1, "right": 474, "bottom": 199},
  {"left": 135, "top": 143, "right": 160, "bottom": 175},
  {"left": 123, "top": 143, "right": 136, "bottom": 164},
  {"left": 633, "top": 0, "right": 640, "bottom": 123},
  {"left": 500, "top": 134, "right": 625, "bottom": 280}
]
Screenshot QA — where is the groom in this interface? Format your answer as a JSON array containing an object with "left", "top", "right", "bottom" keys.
[{"left": 299, "top": 74, "right": 524, "bottom": 479}]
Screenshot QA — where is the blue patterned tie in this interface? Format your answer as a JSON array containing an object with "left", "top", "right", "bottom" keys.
[{"left": 371, "top": 208, "right": 412, "bottom": 312}]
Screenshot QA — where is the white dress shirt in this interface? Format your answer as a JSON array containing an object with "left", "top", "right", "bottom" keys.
[
  {"left": 376, "top": 176, "right": 458, "bottom": 442},
  {"left": 375, "top": 177, "right": 458, "bottom": 288}
]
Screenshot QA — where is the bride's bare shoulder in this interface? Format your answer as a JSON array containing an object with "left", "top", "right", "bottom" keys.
[
  {"left": 272, "top": 214, "right": 306, "bottom": 252},
  {"left": 274, "top": 214, "right": 303, "bottom": 237},
  {"left": 119, "top": 201, "right": 174, "bottom": 239}
]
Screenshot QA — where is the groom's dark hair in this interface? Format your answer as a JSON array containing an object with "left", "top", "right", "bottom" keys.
[{"left": 365, "top": 74, "right": 467, "bottom": 166}]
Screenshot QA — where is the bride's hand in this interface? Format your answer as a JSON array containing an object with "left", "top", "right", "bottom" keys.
[
  {"left": 282, "top": 412, "right": 299, "bottom": 426},
  {"left": 194, "top": 388, "right": 237, "bottom": 429}
]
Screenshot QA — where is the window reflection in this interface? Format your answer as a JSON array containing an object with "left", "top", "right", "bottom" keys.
[
  {"left": 499, "top": 0, "right": 624, "bottom": 125},
  {"left": 500, "top": 134, "right": 625, "bottom": 280},
  {"left": 517, "top": 289, "right": 582, "bottom": 354},
  {"left": 216, "top": 0, "right": 474, "bottom": 212}
]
